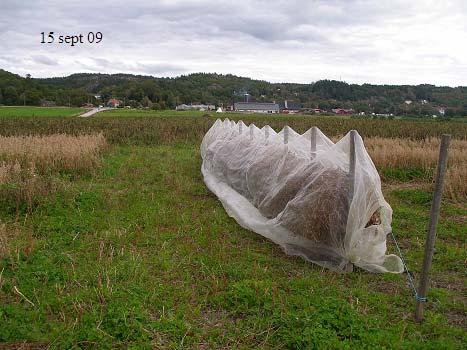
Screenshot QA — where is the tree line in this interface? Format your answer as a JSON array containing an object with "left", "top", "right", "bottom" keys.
[{"left": 1, "top": 69, "right": 466, "bottom": 117}]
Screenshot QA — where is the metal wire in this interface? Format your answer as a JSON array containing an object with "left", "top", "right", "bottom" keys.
[{"left": 390, "top": 231, "right": 427, "bottom": 302}]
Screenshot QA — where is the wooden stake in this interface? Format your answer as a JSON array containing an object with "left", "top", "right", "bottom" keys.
[
  {"left": 344, "top": 130, "right": 357, "bottom": 273},
  {"left": 348, "top": 130, "right": 357, "bottom": 202},
  {"left": 415, "top": 134, "right": 451, "bottom": 323},
  {"left": 310, "top": 126, "right": 317, "bottom": 158}
]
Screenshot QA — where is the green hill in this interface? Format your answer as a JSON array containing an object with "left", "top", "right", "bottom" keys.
[{"left": 1, "top": 69, "right": 466, "bottom": 116}]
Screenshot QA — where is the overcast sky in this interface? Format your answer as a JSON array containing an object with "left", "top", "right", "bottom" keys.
[{"left": 0, "top": 0, "right": 466, "bottom": 86}]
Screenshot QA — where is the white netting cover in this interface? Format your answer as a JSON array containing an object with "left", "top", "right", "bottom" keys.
[{"left": 201, "top": 119, "right": 403, "bottom": 273}]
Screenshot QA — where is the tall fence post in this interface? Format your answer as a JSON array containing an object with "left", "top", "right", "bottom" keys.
[
  {"left": 310, "top": 126, "right": 317, "bottom": 158},
  {"left": 343, "top": 130, "right": 357, "bottom": 273},
  {"left": 284, "top": 125, "right": 289, "bottom": 144},
  {"left": 415, "top": 134, "right": 451, "bottom": 323},
  {"left": 348, "top": 130, "right": 356, "bottom": 202}
]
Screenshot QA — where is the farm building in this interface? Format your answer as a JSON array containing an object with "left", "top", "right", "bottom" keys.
[
  {"left": 279, "top": 100, "right": 302, "bottom": 114},
  {"left": 303, "top": 108, "right": 326, "bottom": 114},
  {"left": 332, "top": 108, "right": 354, "bottom": 115},
  {"left": 40, "top": 100, "right": 56, "bottom": 107},
  {"left": 107, "top": 98, "right": 121, "bottom": 108},
  {"left": 176, "top": 104, "right": 215, "bottom": 111},
  {"left": 234, "top": 102, "right": 279, "bottom": 113}
]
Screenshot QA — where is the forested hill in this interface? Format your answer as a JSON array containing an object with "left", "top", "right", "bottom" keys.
[{"left": 1, "top": 69, "right": 466, "bottom": 116}]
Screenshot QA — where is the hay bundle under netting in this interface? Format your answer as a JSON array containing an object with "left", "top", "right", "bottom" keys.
[{"left": 201, "top": 119, "right": 404, "bottom": 273}]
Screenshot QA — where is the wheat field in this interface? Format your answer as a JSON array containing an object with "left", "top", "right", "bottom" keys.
[
  {"left": 363, "top": 137, "right": 467, "bottom": 201},
  {"left": 0, "top": 133, "right": 107, "bottom": 208},
  {"left": 0, "top": 133, "right": 107, "bottom": 173},
  {"left": 364, "top": 137, "right": 466, "bottom": 169}
]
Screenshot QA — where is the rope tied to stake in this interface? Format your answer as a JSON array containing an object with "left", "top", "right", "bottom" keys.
[{"left": 390, "top": 231, "right": 427, "bottom": 303}]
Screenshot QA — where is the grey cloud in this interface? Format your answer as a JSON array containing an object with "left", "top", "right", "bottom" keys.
[
  {"left": 0, "top": 56, "right": 22, "bottom": 64},
  {"left": 91, "top": 57, "right": 112, "bottom": 67},
  {"left": 75, "top": 58, "right": 186, "bottom": 76},
  {"left": 31, "top": 55, "right": 58, "bottom": 66},
  {"left": 0, "top": 0, "right": 466, "bottom": 86},
  {"left": 136, "top": 62, "right": 187, "bottom": 75}
]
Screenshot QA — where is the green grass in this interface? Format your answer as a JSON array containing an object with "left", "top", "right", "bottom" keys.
[
  {"left": 1, "top": 142, "right": 465, "bottom": 348},
  {"left": 0, "top": 106, "right": 84, "bottom": 118}
]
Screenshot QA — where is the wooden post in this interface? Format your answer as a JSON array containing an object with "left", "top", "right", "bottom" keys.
[
  {"left": 415, "top": 134, "right": 451, "bottom": 323},
  {"left": 348, "top": 130, "right": 357, "bottom": 202},
  {"left": 344, "top": 130, "right": 357, "bottom": 273},
  {"left": 284, "top": 125, "right": 289, "bottom": 144},
  {"left": 310, "top": 126, "right": 317, "bottom": 158}
]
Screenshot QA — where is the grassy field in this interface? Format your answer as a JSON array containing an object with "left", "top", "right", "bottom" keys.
[
  {"left": 0, "top": 110, "right": 465, "bottom": 348},
  {"left": 0, "top": 106, "right": 85, "bottom": 118}
]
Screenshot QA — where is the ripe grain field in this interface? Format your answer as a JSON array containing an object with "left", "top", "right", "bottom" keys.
[{"left": 0, "top": 109, "right": 465, "bottom": 348}]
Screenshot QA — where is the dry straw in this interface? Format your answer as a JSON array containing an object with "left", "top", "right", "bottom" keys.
[
  {"left": 329, "top": 135, "right": 465, "bottom": 202},
  {"left": 0, "top": 132, "right": 107, "bottom": 173},
  {"left": 364, "top": 137, "right": 466, "bottom": 202},
  {"left": 364, "top": 137, "right": 466, "bottom": 169},
  {"left": 0, "top": 133, "right": 107, "bottom": 208}
]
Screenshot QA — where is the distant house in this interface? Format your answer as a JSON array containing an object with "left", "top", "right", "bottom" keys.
[
  {"left": 438, "top": 107, "right": 446, "bottom": 116},
  {"left": 304, "top": 108, "right": 325, "bottom": 114},
  {"left": 40, "top": 100, "right": 56, "bottom": 107},
  {"left": 279, "top": 100, "right": 302, "bottom": 114},
  {"left": 234, "top": 102, "right": 279, "bottom": 114},
  {"left": 332, "top": 108, "right": 354, "bottom": 115},
  {"left": 107, "top": 98, "right": 121, "bottom": 108},
  {"left": 176, "top": 104, "right": 215, "bottom": 111}
]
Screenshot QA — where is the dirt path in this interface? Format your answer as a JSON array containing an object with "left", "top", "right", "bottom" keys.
[{"left": 79, "top": 107, "right": 112, "bottom": 117}]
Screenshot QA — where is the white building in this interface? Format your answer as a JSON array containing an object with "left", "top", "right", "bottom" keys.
[
  {"left": 234, "top": 102, "right": 279, "bottom": 114},
  {"left": 176, "top": 104, "right": 215, "bottom": 111}
]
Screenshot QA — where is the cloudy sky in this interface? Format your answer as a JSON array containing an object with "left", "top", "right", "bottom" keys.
[{"left": 0, "top": 0, "right": 466, "bottom": 86}]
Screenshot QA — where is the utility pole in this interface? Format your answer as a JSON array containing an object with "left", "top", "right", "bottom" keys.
[{"left": 232, "top": 90, "right": 235, "bottom": 111}]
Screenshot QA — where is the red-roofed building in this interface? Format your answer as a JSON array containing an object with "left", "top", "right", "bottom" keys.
[
  {"left": 332, "top": 108, "right": 354, "bottom": 115},
  {"left": 107, "top": 98, "right": 121, "bottom": 108}
]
